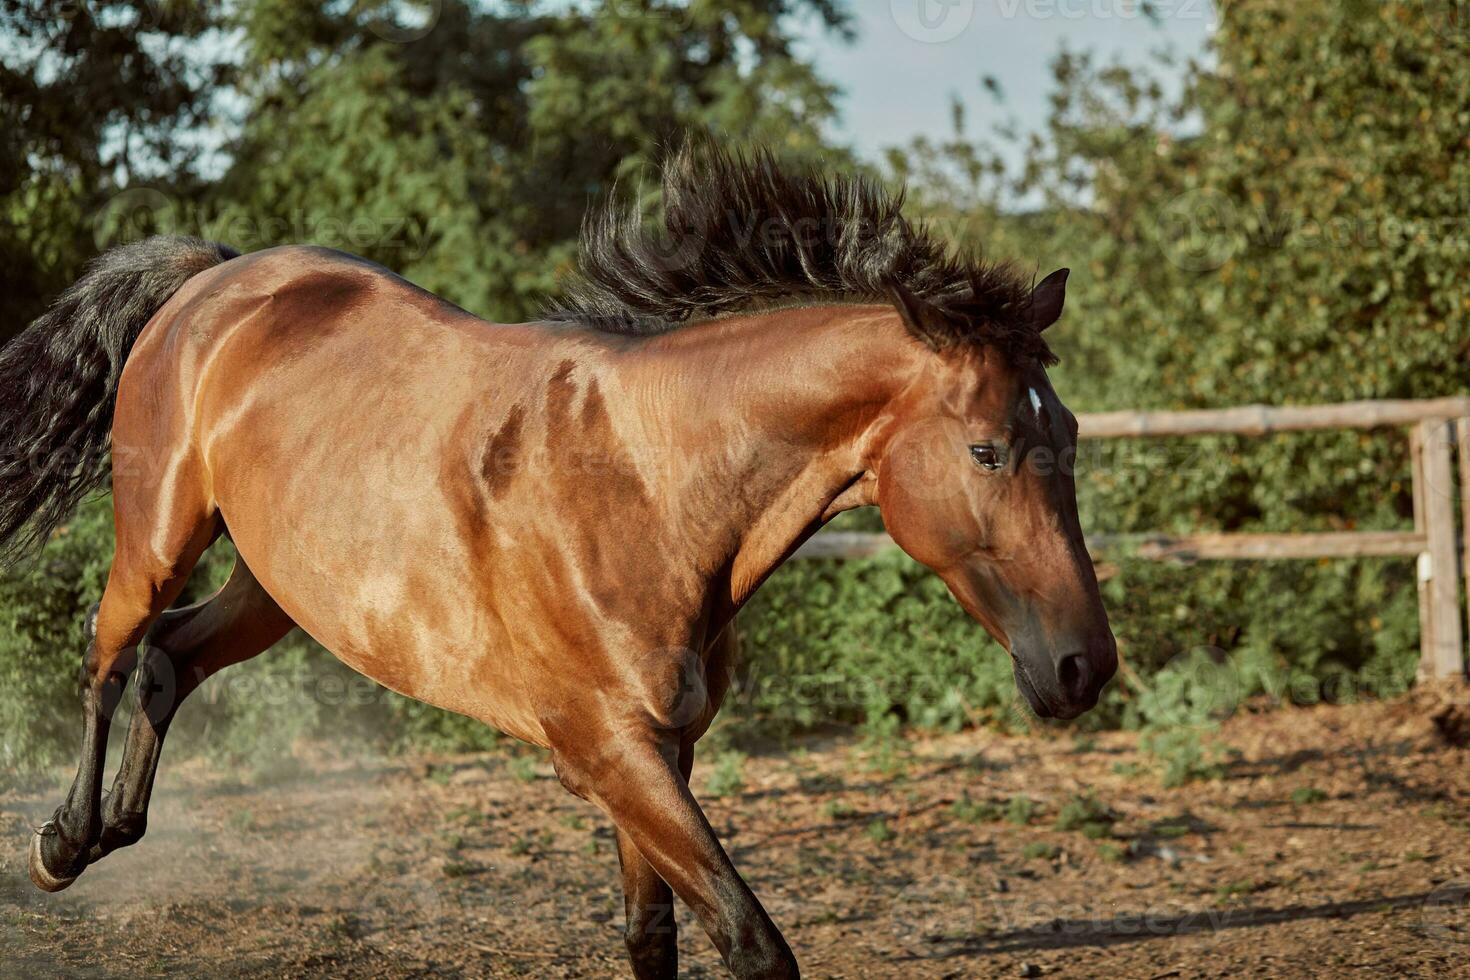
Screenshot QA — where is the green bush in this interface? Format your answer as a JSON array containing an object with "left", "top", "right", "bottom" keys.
[
  {"left": 0, "top": 499, "right": 113, "bottom": 772},
  {"left": 731, "top": 536, "right": 1021, "bottom": 736}
]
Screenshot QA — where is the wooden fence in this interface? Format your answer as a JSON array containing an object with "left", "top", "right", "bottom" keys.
[{"left": 793, "top": 396, "right": 1470, "bottom": 679}]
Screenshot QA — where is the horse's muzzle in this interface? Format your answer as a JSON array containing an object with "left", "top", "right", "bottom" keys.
[{"left": 1012, "top": 636, "right": 1116, "bottom": 720}]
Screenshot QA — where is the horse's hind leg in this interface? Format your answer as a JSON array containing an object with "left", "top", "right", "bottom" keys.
[
  {"left": 29, "top": 461, "right": 219, "bottom": 892},
  {"left": 88, "top": 555, "right": 295, "bottom": 864}
]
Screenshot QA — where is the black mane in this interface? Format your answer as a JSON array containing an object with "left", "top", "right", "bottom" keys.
[{"left": 545, "top": 141, "right": 1055, "bottom": 364}]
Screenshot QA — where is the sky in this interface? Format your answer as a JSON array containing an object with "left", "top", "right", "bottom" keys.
[{"left": 795, "top": 0, "right": 1216, "bottom": 163}]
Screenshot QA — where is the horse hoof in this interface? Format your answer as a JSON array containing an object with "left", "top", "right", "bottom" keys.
[{"left": 29, "top": 827, "right": 78, "bottom": 894}]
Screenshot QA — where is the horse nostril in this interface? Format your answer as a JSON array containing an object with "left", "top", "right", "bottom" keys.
[{"left": 1057, "top": 653, "right": 1093, "bottom": 703}]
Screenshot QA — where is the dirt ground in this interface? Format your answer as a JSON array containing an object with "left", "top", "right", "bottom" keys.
[{"left": 4, "top": 684, "right": 1470, "bottom": 979}]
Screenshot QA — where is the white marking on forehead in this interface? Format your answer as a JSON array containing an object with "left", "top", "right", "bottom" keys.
[{"left": 1028, "top": 387, "right": 1043, "bottom": 418}]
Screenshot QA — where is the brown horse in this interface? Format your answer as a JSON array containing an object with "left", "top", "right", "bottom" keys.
[{"left": 4, "top": 146, "right": 1115, "bottom": 978}]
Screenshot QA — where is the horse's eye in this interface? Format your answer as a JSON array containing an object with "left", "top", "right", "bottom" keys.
[{"left": 970, "top": 443, "right": 1005, "bottom": 471}]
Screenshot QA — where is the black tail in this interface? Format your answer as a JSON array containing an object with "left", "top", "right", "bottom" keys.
[{"left": 0, "top": 236, "right": 237, "bottom": 564}]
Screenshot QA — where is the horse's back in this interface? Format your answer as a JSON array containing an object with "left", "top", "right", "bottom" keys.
[{"left": 112, "top": 245, "right": 577, "bottom": 742}]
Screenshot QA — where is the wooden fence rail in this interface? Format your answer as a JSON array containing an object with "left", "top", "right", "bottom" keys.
[{"left": 794, "top": 397, "right": 1470, "bottom": 679}]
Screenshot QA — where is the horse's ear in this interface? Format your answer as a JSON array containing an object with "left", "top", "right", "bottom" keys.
[
  {"left": 885, "top": 277, "right": 942, "bottom": 350},
  {"left": 1029, "top": 268, "right": 1069, "bottom": 331}
]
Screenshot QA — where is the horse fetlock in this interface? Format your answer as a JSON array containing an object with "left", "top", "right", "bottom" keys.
[
  {"left": 102, "top": 805, "right": 149, "bottom": 849},
  {"left": 85, "top": 815, "right": 147, "bottom": 866},
  {"left": 624, "top": 928, "right": 678, "bottom": 980},
  {"left": 727, "top": 942, "right": 800, "bottom": 980}
]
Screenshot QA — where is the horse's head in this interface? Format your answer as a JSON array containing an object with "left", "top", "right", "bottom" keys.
[{"left": 874, "top": 269, "right": 1116, "bottom": 719}]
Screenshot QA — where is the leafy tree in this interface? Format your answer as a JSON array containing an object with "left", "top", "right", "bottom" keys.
[
  {"left": 212, "top": 0, "right": 852, "bottom": 320},
  {"left": 0, "top": 0, "right": 229, "bottom": 342}
]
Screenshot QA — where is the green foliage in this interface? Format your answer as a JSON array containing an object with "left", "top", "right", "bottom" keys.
[
  {"left": 213, "top": 0, "right": 850, "bottom": 323},
  {"left": 704, "top": 749, "right": 747, "bottom": 798},
  {"left": 949, "top": 791, "right": 1002, "bottom": 825},
  {"left": 1054, "top": 793, "right": 1116, "bottom": 839},
  {"left": 1139, "top": 728, "right": 1225, "bottom": 789},
  {"left": 0, "top": 0, "right": 229, "bottom": 341},
  {"left": 1291, "top": 786, "right": 1328, "bottom": 805},
  {"left": 864, "top": 818, "right": 894, "bottom": 844},
  {"left": 0, "top": 499, "right": 112, "bottom": 771},
  {"left": 1004, "top": 795, "right": 1038, "bottom": 826},
  {"left": 730, "top": 514, "right": 1022, "bottom": 738},
  {"left": 1021, "top": 841, "right": 1059, "bottom": 861}
]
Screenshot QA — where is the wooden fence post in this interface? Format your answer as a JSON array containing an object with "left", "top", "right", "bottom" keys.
[
  {"left": 1411, "top": 424, "right": 1435, "bottom": 672},
  {"left": 1459, "top": 417, "right": 1470, "bottom": 666},
  {"left": 1415, "top": 419, "right": 1464, "bottom": 679}
]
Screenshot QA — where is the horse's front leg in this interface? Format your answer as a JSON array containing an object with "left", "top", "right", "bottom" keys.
[
  {"left": 614, "top": 743, "right": 692, "bottom": 980},
  {"left": 554, "top": 729, "right": 797, "bottom": 979}
]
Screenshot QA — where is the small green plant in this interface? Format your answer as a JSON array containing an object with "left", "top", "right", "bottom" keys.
[
  {"left": 441, "top": 860, "right": 470, "bottom": 878},
  {"left": 1140, "top": 728, "right": 1225, "bottom": 788},
  {"left": 507, "top": 754, "right": 539, "bottom": 783},
  {"left": 823, "top": 798, "right": 855, "bottom": 820},
  {"left": 1290, "top": 786, "right": 1328, "bottom": 805},
  {"left": 1214, "top": 878, "right": 1264, "bottom": 903},
  {"left": 950, "top": 791, "right": 1001, "bottom": 824},
  {"left": 1151, "top": 817, "right": 1193, "bottom": 839},
  {"left": 704, "top": 749, "right": 746, "bottom": 798},
  {"left": 1424, "top": 803, "right": 1469, "bottom": 831},
  {"left": 1004, "top": 795, "right": 1037, "bottom": 826},
  {"left": 1021, "top": 841, "right": 1059, "bottom": 861},
  {"left": 860, "top": 710, "right": 910, "bottom": 777},
  {"left": 865, "top": 818, "right": 895, "bottom": 843},
  {"left": 1054, "top": 793, "right": 1116, "bottom": 840},
  {"left": 1097, "top": 842, "right": 1127, "bottom": 863}
]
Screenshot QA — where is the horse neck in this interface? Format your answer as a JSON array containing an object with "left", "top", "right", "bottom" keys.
[{"left": 630, "top": 303, "right": 924, "bottom": 616}]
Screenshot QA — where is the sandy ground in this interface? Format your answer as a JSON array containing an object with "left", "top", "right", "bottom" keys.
[{"left": 3, "top": 684, "right": 1470, "bottom": 979}]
